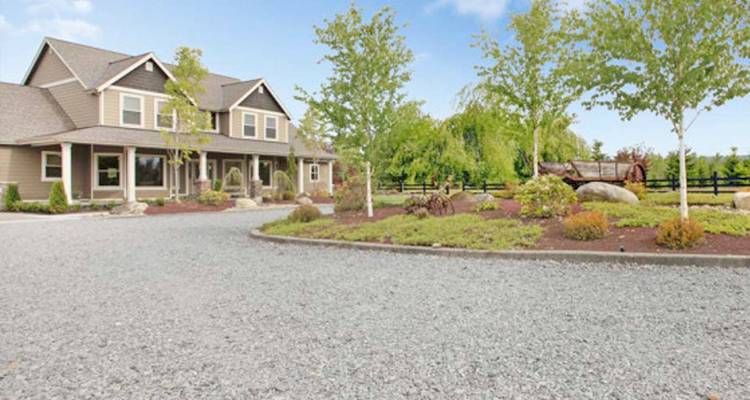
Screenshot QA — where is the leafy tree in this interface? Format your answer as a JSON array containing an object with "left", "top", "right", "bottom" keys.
[
  {"left": 580, "top": 0, "right": 750, "bottom": 220},
  {"left": 692, "top": 156, "right": 711, "bottom": 179},
  {"left": 476, "top": 0, "right": 582, "bottom": 178},
  {"left": 614, "top": 144, "right": 651, "bottom": 172},
  {"left": 161, "top": 47, "right": 212, "bottom": 200},
  {"left": 591, "top": 140, "right": 608, "bottom": 161},
  {"left": 286, "top": 147, "right": 297, "bottom": 191},
  {"left": 296, "top": 4, "right": 413, "bottom": 217},
  {"left": 666, "top": 148, "right": 696, "bottom": 180},
  {"left": 723, "top": 147, "right": 743, "bottom": 178},
  {"left": 647, "top": 152, "right": 667, "bottom": 180}
]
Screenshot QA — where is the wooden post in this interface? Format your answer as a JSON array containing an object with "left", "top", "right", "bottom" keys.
[
  {"left": 671, "top": 175, "right": 677, "bottom": 191},
  {"left": 399, "top": 180, "right": 404, "bottom": 193},
  {"left": 422, "top": 181, "right": 426, "bottom": 195},
  {"left": 483, "top": 180, "right": 487, "bottom": 193}
]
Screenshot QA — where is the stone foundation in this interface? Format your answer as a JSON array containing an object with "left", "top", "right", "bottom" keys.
[{"left": 197, "top": 179, "right": 212, "bottom": 193}]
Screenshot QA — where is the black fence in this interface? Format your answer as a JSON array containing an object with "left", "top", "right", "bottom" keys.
[
  {"left": 378, "top": 180, "right": 506, "bottom": 195},
  {"left": 645, "top": 172, "right": 750, "bottom": 195}
]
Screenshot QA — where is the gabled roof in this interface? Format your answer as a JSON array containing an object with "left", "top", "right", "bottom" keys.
[
  {"left": 92, "top": 52, "right": 155, "bottom": 90},
  {"left": 221, "top": 79, "right": 262, "bottom": 109},
  {"left": 0, "top": 82, "right": 74, "bottom": 143}
]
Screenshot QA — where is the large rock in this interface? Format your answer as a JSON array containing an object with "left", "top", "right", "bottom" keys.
[
  {"left": 473, "top": 193, "right": 495, "bottom": 203},
  {"left": 110, "top": 202, "right": 148, "bottom": 216},
  {"left": 234, "top": 198, "right": 258, "bottom": 209},
  {"left": 576, "top": 182, "right": 639, "bottom": 204},
  {"left": 734, "top": 192, "right": 750, "bottom": 211},
  {"left": 296, "top": 196, "right": 313, "bottom": 206}
]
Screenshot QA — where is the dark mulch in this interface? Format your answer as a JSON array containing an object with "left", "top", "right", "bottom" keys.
[
  {"left": 144, "top": 201, "right": 234, "bottom": 215},
  {"left": 330, "top": 198, "right": 750, "bottom": 255}
]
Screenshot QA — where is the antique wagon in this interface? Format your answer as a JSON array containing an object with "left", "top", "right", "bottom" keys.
[{"left": 539, "top": 161, "right": 647, "bottom": 187}]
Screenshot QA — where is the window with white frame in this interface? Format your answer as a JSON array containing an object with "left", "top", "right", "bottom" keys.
[
  {"left": 95, "top": 154, "right": 121, "bottom": 188},
  {"left": 121, "top": 94, "right": 143, "bottom": 127},
  {"left": 242, "top": 112, "right": 256, "bottom": 138},
  {"left": 265, "top": 116, "right": 277, "bottom": 140},
  {"left": 155, "top": 99, "right": 174, "bottom": 129},
  {"left": 41, "top": 151, "right": 62, "bottom": 181},
  {"left": 135, "top": 155, "right": 165, "bottom": 188},
  {"left": 310, "top": 163, "right": 320, "bottom": 182},
  {"left": 208, "top": 111, "right": 219, "bottom": 132}
]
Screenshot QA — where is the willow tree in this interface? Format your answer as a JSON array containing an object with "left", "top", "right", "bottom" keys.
[
  {"left": 296, "top": 4, "right": 413, "bottom": 217},
  {"left": 581, "top": 0, "right": 750, "bottom": 220},
  {"left": 475, "top": 0, "right": 582, "bottom": 178},
  {"left": 161, "top": 47, "right": 212, "bottom": 200}
]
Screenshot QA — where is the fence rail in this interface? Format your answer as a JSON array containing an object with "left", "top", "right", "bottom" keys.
[{"left": 378, "top": 180, "right": 506, "bottom": 195}]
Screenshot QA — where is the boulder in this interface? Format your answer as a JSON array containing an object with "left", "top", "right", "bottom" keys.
[
  {"left": 297, "top": 192, "right": 311, "bottom": 199},
  {"left": 110, "top": 201, "right": 148, "bottom": 216},
  {"left": 296, "top": 196, "right": 313, "bottom": 206},
  {"left": 235, "top": 198, "right": 258, "bottom": 209},
  {"left": 576, "top": 182, "right": 639, "bottom": 204},
  {"left": 473, "top": 193, "right": 495, "bottom": 203},
  {"left": 734, "top": 192, "right": 750, "bottom": 211}
]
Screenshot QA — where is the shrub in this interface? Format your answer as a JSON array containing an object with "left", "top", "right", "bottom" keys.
[
  {"left": 198, "top": 189, "right": 230, "bottom": 206},
  {"left": 625, "top": 181, "right": 647, "bottom": 200},
  {"left": 563, "top": 211, "right": 609, "bottom": 240},
  {"left": 334, "top": 175, "right": 366, "bottom": 212},
  {"left": 155, "top": 197, "right": 166, "bottom": 207},
  {"left": 3, "top": 183, "right": 21, "bottom": 210},
  {"left": 213, "top": 179, "right": 223, "bottom": 192},
  {"left": 224, "top": 167, "right": 243, "bottom": 188},
  {"left": 403, "top": 195, "right": 428, "bottom": 214},
  {"left": 288, "top": 204, "right": 322, "bottom": 223},
  {"left": 273, "top": 170, "right": 295, "bottom": 197},
  {"left": 655, "top": 218, "right": 705, "bottom": 249},
  {"left": 514, "top": 176, "right": 577, "bottom": 218},
  {"left": 491, "top": 189, "right": 514, "bottom": 199},
  {"left": 414, "top": 207, "right": 430, "bottom": 219},
  {"left": 12, "top": 202, "right": 51, "bottom": 214},
  {"left": 48, "top": 181, "right": 68, "bottom": 214},
  {"left": 474, "top": 200, "right": 498, "bottom": 212}
]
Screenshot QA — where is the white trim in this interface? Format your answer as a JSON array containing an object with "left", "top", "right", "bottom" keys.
[
  {"left": 154, "top": 98, "right": 176, "bottom": 131},
  {"left": 241, "top": 112, "right": 257, "bottom": 138},
  {"left": 38, "top": 77, "right": 78, "bottom": 88},
  {"left": 22, "top": 40, "right": 85, "bottom": 88},
  {"left": 41, "top": 150, "right": 62, "bottom": 182},
  {"left": 227, "top": 79, "right": 294, "bottom": 120},
  {"left": 235, "top": 106, "right": 287, "bottom": 118},
  {"left": 110, "top": 85, "right": 170, "bottom": 98},
  {"left": 98, "top": 92, "right": 104, "bottom": 125},
  {"left": 119, "top": 92, "right": 144, "bottom": 128},
  {"left": 135, "top": 154, "right": 168, "bottom": 190},
  {"left": 222, "top": 159, "right": 244, "bottom": 189},
  {"left": 95, "top": 53, "right": 176, "bottom": 92},
  {"left": 93, "top": 152, "right": 124, "bottom": 190},
  {"left": 309, "top": 163, "right": 320, "bottom": 183},
  {"left": 264, "top": 115, "right": 279, "bottom": 141}
]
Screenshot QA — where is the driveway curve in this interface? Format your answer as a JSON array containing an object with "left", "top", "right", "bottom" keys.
[{"left": 0, "top": 209, "right": 748, "bottom": 399}]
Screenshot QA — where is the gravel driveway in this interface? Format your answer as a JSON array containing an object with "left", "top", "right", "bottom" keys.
[{"left": 1, "top": 209, "right": 748, "bottom": 399}]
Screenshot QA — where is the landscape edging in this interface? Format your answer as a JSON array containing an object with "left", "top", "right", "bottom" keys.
[{"left": 250, "top": 229, "right": 750, "bottom": 268}]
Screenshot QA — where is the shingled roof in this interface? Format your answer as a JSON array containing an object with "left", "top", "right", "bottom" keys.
[{"left": 0, "top": 82, "right": 74, "bottom": 143}]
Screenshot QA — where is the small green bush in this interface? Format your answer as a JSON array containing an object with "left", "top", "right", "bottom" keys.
[
  {"left": 3, "top": 183, "right": 21, "bottom": 210},
  {"left": 656, "top": 218, "right": 705, "bottom": 249},
  {"left": 155, "top": 197, "right": 166, "bottom": 207},
  {"left": 514, "top": 176, "right": 577, "bottom": 218},
  {"left": 12, "top": 202, "right": 51, "bottom": 214},
  {"left": 334, "top": 175, "right": 366, "bottom": 212},
  {"left": 48, "top": 181, "right": 68, "bottom": 214},
  {"left": 473, "top": 200, "right": 499, "bottom": 212},
  {"left": 288, "top": 205, "right": 322, "bottom": 223},
  {"left": 198, "top": 190, "right": 230, "bottom": 206},
  {"left": 563, "top": 211, "right": 609, "bottom": 240},
  {"left": 213, "top": 179, "right": 223, "bottom": 192},
  {"left": 414, "top": 207, "right": 430, "bottom": 219},
  {"left": 624, "top": 181, "right": 647, "bottom": 200}
]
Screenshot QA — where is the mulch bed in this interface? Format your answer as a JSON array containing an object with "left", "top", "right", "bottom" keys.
[
  {"left": 144, "top": 200, "right": 235, "bottom": 215},
  {"left": 331, "top": 198, "right": 750, "bottom": 256}
]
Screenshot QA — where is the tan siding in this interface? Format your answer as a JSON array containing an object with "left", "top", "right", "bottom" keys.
[
  {"left": 230, "top": 109, "right": 288, "bottom": 143},
  {"left": 101, "top": 88, "right": 161, "bottom": 130},
  {"left": 218, "top": 112, "right": 230, "bottom": 136},
  {"left": 28, "top": 46, "right": 73, "bottom": 86},
  {"left": 0, "top": 145, "right": 61, "bottom": 200},
  {"left": 302, "top": 161, "right": 330, "bottom": 194},
  {"left": 47, "top": 81, "right": 98, "bottom": 128}
]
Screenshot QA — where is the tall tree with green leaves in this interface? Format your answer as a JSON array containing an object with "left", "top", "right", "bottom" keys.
[
  {"left": 591, "top": 140, "right": 608, "bottom": 161},
  {"left": 580, "top": 0, "right": 750, "bottom": 220},
  {"left": 161, "top": 47, "right": 212, "bottom": 200},
  {"left": 296, "top": 4, "right": 413, "bottom": 217},
  {"left": 475, "top": 0, "right": 582, "bottom": 178}
]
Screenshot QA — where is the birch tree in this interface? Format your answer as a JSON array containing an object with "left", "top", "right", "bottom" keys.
[{"left": 580, "top": 0, "right": 750, "bottom": 220}]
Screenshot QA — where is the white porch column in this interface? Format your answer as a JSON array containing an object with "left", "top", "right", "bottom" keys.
[
  {"left": 297, "top": 157, "right": 304, "bottom": 194},
  {"left": 327, "top": 160, "right": 334, "bottom": 195},
  {"left": 252, "top": 154, "right": 260, "bottom": 181},
  {"left": 126, "top": 146, "right": 136, "bottom": 203},
  {"left": 199, "top": 151, "right": 208, "bottom": 181},
  {"left": 60, "top": 142, "right": 73, "bottom": 204}
]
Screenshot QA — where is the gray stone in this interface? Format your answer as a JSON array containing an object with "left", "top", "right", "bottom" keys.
[
  {"left": 109, "top": 201, "right": 148, "bottom": 216},
  {"left": 733, "top": 192, "right": 750, "bottom": 211},
  {"left": 473, "top": 193, "right": 495, "bottom": 203},
  {"left": 296, "top": 196, "right": 313, "bottom": 206},
  {"left": 576, "top": 181, "right": 640, "bottom": 204},
  {"left": 234, "top": 198, "right": 258, "bottom": 209}
]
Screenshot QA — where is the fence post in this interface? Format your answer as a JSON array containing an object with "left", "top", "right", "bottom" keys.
[
  {"left": 671, "top": 175, "right": 676, "bottom": 191},
  {"left": 399, "top": 180, "right": 404, "bottom": 193},
  {"left": 445, "top": 184, "right": 450, "bottom": 195},
  {"left": 483, "top": 180, "right": 488, "bottom": 193},
  {"left": 712, "top": 171, "right": 718, "bottom": 196},
  {"left": 461, "top": 180, "right": 465, "bottom": 192},
  {"left": 422, "top": 181, "right": 426, "bottom": 195}
]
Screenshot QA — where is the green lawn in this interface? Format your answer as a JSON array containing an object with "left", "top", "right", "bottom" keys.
[
  {"left": 583, "top": 201, "right": 750, "bottom": 236},
  {"left": 644, "top": 192, "right": 735, "bottom": 207},
  {"left": 263, "top": 213, "right": 543, "bottom": 251},
  {"left": 373, "top": 193, "right": 411, "bottom": 208}
]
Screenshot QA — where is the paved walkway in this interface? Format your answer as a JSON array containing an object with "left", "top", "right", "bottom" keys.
[{"left": 0, "top": 210, "right": 748, "bottom": 399}]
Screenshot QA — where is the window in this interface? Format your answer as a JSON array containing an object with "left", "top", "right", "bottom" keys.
[
  {"left": 223, "top": 160, "right": 243, "bottom": 187},
  {"left": 242, "top": 112, "right": 256, "bottom": 138},
  {"left": 310, "top": 163, "right": 320, "bottom": 182},
  {"left": 145, "top": 61, "right": 153, "bottom": 72},
  {"left": 95, "top": 154, "right": 121, "bottom": 188},
  {"left": 259, "top": 160, "right": 272, "bottom": 187},
  {"left": 259, "top": 86, "right": 264, "bottom": 94},
  {"left": 208, "top": 112, "right": 219, "bottom": 132},
  {"left": 41, "top": 151, "right": 62, "bottom": 181},
  {"left": 155, "top": 99, "right": 174, "bottom": 129},
  {"left": 121, "top": 94, "right": 143, "bottom": 127},
  {"left": 265, "top": 116, "right": 277, "bottom": 140},
  {"left": 135, "top": 155, "right": 165, "bottom": 188}
]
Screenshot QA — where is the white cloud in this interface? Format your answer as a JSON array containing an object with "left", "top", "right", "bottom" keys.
[
  {"left": 0, "top": 14, "right": 13, "bottom": 32},
  {"left": 427, "top": 0, "right": 510, "bottom": 21},
  {"left": 25, "top": 17, "right": 100, "bottom": 40},
  {"left": 26, "top": 0, "right": 92, "bottom": 15}
]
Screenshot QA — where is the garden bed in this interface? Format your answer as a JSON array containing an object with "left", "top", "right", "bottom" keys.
[{"left": 144, "top": 200, "right": 235, "bottom": 215}]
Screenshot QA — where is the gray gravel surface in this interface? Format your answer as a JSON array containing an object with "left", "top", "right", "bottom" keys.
[{"left": 1, "top": 209, "right": 749, "bottom": 399}]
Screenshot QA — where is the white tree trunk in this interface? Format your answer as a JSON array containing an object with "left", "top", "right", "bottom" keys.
[
  {"left": 678, "top": 128, "right": 689, "bottom": 221},
  {"left": 532, "top": 125, "right": 540, "bottom": 178},
  {"left": 366, "top": 161, "right": 373, "bottom": 218},
  {"left": 173, "top": 164, "right": 181, "bottom": 201}
]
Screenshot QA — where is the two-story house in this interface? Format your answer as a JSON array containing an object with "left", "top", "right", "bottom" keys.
[{"left": 0, "top": 37, "right": 335, "bottom": 204}]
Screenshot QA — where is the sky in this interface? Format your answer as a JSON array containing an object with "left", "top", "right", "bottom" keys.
[{"left": 0, "top": 0, "right": 747, "bottom": 156}]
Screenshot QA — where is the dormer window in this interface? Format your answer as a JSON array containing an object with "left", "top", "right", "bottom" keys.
[{"left": 145, "top": 61, "right": 153, "bottom": 72}]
